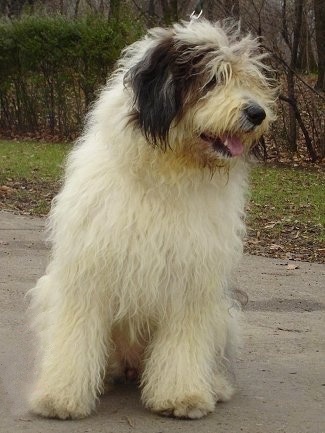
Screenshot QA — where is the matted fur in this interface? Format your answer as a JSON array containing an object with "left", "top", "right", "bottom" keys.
[{"left": 28, "top": 19, "right": 276, "bottom": 420}]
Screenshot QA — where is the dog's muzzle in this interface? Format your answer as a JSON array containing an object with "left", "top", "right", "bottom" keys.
[
  {"left": 244, "top": 103, "right": 266, "bottom": 126},
  {"left": 200, "top": 102, "right": 267, "bottom": 158}
]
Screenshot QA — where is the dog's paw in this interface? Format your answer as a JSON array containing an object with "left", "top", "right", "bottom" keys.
[
  {"left": 152, "top": 394, "right": 215, "bottom": 419},
  {"left": 29, "top": 388, "right": 93, "bottom": 420}
]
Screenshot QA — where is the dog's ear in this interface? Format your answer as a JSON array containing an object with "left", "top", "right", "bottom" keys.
[{"left": 125, "top": 37, "right": 186, "bottom": 147}]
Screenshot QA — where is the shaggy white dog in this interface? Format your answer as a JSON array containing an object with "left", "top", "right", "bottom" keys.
[{"left": 29, "top": 19, "right": 276, "bottom": 420}]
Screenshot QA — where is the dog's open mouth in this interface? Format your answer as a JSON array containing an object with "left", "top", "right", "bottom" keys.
[{"left": 200, "top": 133, "right": 245, "bottom": 157}]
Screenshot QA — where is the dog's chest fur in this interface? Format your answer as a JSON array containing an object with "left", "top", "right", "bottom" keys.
[
  {"left": 100, "top": 161, "right": 248, "bottom": 322},
  {"left": 53, "top": 141, "right": 248, "bottom": 323}
]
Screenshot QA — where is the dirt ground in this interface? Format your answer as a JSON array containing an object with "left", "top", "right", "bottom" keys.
[{"left": 0, "top": 211, "right": 324, "bottom": 433}]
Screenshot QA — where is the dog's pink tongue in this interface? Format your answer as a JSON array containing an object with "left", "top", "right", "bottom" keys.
[{"left": 224, "top": 136, "right": 244, "bottom": 156}]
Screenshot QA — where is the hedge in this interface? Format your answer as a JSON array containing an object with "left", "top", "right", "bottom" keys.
[{"left": 0, "top": 15, "right": 143, "bottom": 138}]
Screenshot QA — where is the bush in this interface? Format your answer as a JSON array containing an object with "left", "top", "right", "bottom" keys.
[{"left": 0, "top": 15, "right": 143, "bottom": 139}]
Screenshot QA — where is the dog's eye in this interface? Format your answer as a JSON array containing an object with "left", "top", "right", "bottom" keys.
[{"left": 205, "top": 76, "right": 217, "bottom": 90}]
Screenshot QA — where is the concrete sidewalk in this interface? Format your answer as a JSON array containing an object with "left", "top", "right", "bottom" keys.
[{"left": 0, "top": 210, "right": 324, "bottom": 433}]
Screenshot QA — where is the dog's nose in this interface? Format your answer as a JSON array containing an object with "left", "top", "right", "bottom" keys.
[{"left": 244, "top": 104, "right": 266, "bottom": 126}]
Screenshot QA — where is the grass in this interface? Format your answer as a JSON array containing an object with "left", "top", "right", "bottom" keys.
[
  {"left": 0, "top": 140, "right": 324, "bottom": 262},
  {"left": 0, "top": 140, "right": 71, "bottom": 215},
  {"left": 249, "top": 165, "right": 324, "bottom": 231},
  {"left": 0, "top": 140, "right": 70, "bottom": 181},
  {"left": 247, "top": 165, "right": 324, "bottom": 261}
]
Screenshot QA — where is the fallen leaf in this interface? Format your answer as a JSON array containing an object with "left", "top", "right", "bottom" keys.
[
  {"left": 125, "top": 416, "right": 135, "bottom": 428},
  {"left": 0, "top": 185, "right": 15, "bottom": 195},
  {"left": 270, "top": 244, "right": 284, "bottom": 250},
  {"left": 287, "top": 264, "right": 299, "bottom": 270},
  {"left": 264, "top": 223, "right": 277, "bottom": 229}
]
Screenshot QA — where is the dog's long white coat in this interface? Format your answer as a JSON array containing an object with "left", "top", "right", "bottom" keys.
[{"left": 29, "top": 19, "right": 275, "bottom": 420}]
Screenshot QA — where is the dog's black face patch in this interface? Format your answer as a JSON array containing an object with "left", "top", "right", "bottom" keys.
[{"left": 125, "top": 37, "right": 214, "bottom": 148}]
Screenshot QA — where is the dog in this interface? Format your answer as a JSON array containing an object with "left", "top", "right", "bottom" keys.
[{"left": 29, "top": 19, "right": 276, "bottom": 420}]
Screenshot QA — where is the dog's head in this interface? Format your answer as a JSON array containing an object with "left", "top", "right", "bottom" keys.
[{"left": 124, "top": 19, "right": 276, "bottom": 163}]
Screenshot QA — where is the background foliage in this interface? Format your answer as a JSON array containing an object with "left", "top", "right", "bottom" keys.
[
  {"left": 0, "top": 0, "right": 324, "bottom": 161},
  {"left": 0, "top": 13, "right": 142, "bottom": 138}
]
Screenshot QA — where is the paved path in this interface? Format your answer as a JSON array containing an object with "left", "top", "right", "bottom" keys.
[{"left": 0, "top": 211, "right": 324, "bottom": 433}]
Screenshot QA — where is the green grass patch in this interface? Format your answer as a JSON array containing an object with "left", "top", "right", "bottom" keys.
[
  {"left": 0, "top": 140, "right": 71, "bottom": 215},
  {"left": 0, "top": 140, "right": 70, "bottom": 183},
  {"left": 249, "top": 165, "right": 324, "bottom": 227},
  {"left": 247, "top": 164, "right": 324, "bottom": 261}
]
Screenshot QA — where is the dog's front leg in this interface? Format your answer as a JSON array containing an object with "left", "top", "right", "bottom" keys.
[
  {"left": 141, "top": 304, "right": 234, "bottom": 419},
  {"left": 29, "top": 275, "right": 111, "bottom": 419}
]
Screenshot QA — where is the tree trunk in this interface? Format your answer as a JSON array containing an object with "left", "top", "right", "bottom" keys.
[
  {"left": 148, "top": 0, "right": 155, "bottom": 17},
  {"left": 206, "top": 0, "right": 215, "bottom": 20},
  {"left": 286, "top": 71, "right": 297, "bottom": 151},
  {"left": 74, "top": 0, "right": 81, "bottom": 18},
  {"left": 286, "top": 0, "right": 304, "bottom": 152},
  {"left": 109, "top": 0, "right": 121, "bottom": 20},
  {"left": 159, "top": 0, "right": 178, "bottom": 25},
  {"left": 314, "top": 0, "right": 325, "bottom": 91},
  {"left": 297, "top": 12, "right": 317, "bottom": 72},
  {"left": 223, "top": 0, "right": 239, "bottom": 19}
]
